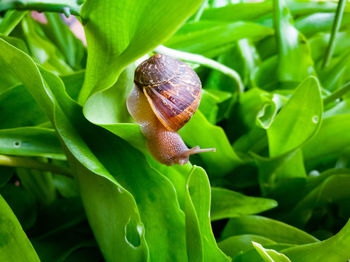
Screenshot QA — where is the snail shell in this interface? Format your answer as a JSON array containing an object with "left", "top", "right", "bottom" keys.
[
  {"left": 127, "top": 54, "right": 215, "bottom": 166},
  {"left": 134, "top": 53, "right": 201, "bottom": 132}
]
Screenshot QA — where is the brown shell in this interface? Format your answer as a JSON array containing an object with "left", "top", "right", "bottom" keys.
[{"left": 134, "top": 54, "right": 201, "bottom": 132}]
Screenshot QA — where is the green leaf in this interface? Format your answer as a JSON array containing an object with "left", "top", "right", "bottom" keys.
[
  {"left": 60, "top": 70, "right": 85, "bottom": 101},
  {"left": 210, "top": 188, "right": 277, "bottom": 221},
  {"left": 84, "top": 65, "right": 135, "bottom": 124},
  {"left": 41, "top": 63, "right": 189, "bottom": 261},
  {"left": 254, "top": 77, "right": 323, "bottom": 190},
  {"left": 295, "top": 13, "right": 350, "bottom": 37},
  {"left": 179, "top": 110, "right": 242, "bottom": 176},
  {"left": 303, "top": 114, "right": 350, "bottom": 167},
  {"left": 221, "top": 216, "right": 318, "bottom": 245},
  {"left": 185, "top": 167, "right": 230, "bottom": 261},
  {"left": 0, "top": 127, "right": 64, "bottom": 159},
  {"left": 0, "top": 85, "right": 48, "bottom": 129},
  {"left": 219, "top": 234, "right": 277, "bottom": 259},
  {"left": 232, "top": 244, "right": 294, "bottom": 262},
  {"left": 252, "top": 242, "right": 291, "bottom": 262},
  {"left": 0, "top": 194, "right": 40, "bottom": 262},
  {"left": 274, "top": 0, "right": 314, "bottom": 82},
  {"left": 21, "top": 16, "right": 73, "bottom": 74},
  {"left": 79, "top": 0, "right": 203, "bottom": 102},
  {"left": 287, "top": 175, "right": 350, "bottom": 227},
  {"left": 237, "top": 88, "right": 283, "bottom": 131},
  {"left": 0, "top": 10, "right": 26, "bottom": 35},
  {"left": 165, "top": 21, "right": 273, "bottom": 55},
  {"left": 0, "top": 184, "right": 37, "bottom": 230},
  {"left": 199, "top": 89, "right": 232, "bottom": 124},
  {"left": 267, "top": 76, "right": 323, "bottom": 157},
  {"left": 202, "top": 1, "right": 345, "bottom": 22},
  {"left": 282, "top": 220, "right": 350, "bottom": 261},
  {"left": 0, "top": 37, "right": 149, "bottom": 262}
]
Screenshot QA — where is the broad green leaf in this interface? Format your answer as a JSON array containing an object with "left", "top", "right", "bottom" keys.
[
  {"left": 252, "top": 242, "right": 291, "bottom": 262},
  {"left": 0, "top": 127, "right": 64, "bottom": 159},
  {"left": 84, "top": 65, "right": 135, "bottom": 124},
  {"left": 0, "top": 37, "right": 149, "bottom": 262},
  {"left": 180, "top": 110, "right": 242, "bottom": 176},
  {"left": 60, "top": 70, "right": 85, "bottom": 101},
  {"left": 303, "top": 114, "right": 350, "bottom": 166},
  {"left": 287, "top": 175, "right": 350, "bottom": 227},
  {"left": 41, "top": 64, "right": 189, "bottom": 261},
  {"left": 0, "top": 37, "right": 227, "bottom": 262},
  {"left": 199, "top": 89, "right": 232, "bottom": 124},
  {"left": 236, "top": 39, "right": 261, "bottom": 88},
  {"left": 0, "top": 84, "right": 48, "bottom": 129},
  {"left": 0, "top": 194, "right": 40, "bottom": 262},
  {"left": 53, "top": 175, "right": 79, "bottom": 198},
  {"left": 295, "top": 13, "right": 350, "bottom": 37},
  {"left": 233, "top": 127, "right": 267, "bottom": 156},
  {"left": 0, "top": 35, "right": 28, "bottom": 54},
  {"left": 201, "top": 1, "right": 345, "bottom": 22},
  {"left": 232, "top": 244, "right": 294, "bottom": 262},
  {"left": 202, "top": 2, "right": 273, "bottom": 21},
  {"left": 274, "top": 0, "right": 314, "bottom": 82},
  {"left": 237, "top": 88, "right": 283, "bottom": 131},
  {"left": 251, "top": 55, "right": 278, "bottom": 90},
  {"left": 282, "top": 220, "right": 350, "bottom": 261},
  {"left": 79, "top": 0, "right": 203, "bottom": 102},
  {"left": 252, "top": 151, "right": 305, "bottom": 194},
  {"left": 256, "top": 77, "right": 323, "bottom": 188},
  {"left": 268, "top": 76, "right": 323, "bottom": 156},
  {"left": 221, "top": 216, "right": 318, "bottom": 245},
  {"left": 0, "top": 10, "right": 26, "bottom": 35},
  {"left": 165, "top": 21, "right": 273, "bottom": 55},
  {"left": 219, "top": 234, "right": 276, "bottom": 259},
  {"left": 210, "top": 188, "right": 277, "bottom": 221},
  {"left": 0, "top": 184, "right": 37, "bottom": 230},
  {"left": 185, "top": 166, "right": 230, "bottom": 262}
]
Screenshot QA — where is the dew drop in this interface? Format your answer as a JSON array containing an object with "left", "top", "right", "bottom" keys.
[
  {"left": 309, "top": 170, "right": 320, "bottom": 177},
  {"left": 312, "top": 115, "right": 319, "bottom": 124},
  {"left": 13, "top": 141, "right": 21, "bottom": 148}
]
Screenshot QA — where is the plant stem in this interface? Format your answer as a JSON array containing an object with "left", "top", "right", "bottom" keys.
[
  {"left": 324, "top": 82, "right": 350, "bottom": 106},
  {"left": 193, "top": 0, "right": 208, "bottom": 22},
  {"left": 0, "top": 0, "right": 81, "bottom": 16},
  {"left": 154, "top": 45, "right": 244, "bottom": 93},
  {"left": 0, "top": 154, "right": 72, "bottom": 177},
  {"left": 322, "top": 0, "right": 347, "bottom": 69}
]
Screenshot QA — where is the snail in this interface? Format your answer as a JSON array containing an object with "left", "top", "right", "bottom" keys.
[{"left": 127, "top": 53, "right": 215, "bottom": 166}]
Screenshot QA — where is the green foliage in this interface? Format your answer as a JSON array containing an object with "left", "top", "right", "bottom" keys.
[
  {"left": 0, "top": 194, "right": 40, "bottom": 261},
  {"left": 0, "top": 0, "right": 350, "bottom": 261}
]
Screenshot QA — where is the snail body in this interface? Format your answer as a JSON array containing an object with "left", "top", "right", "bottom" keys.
[{"left": 127, "top": 54, "right": 215, "bottom": 166}]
